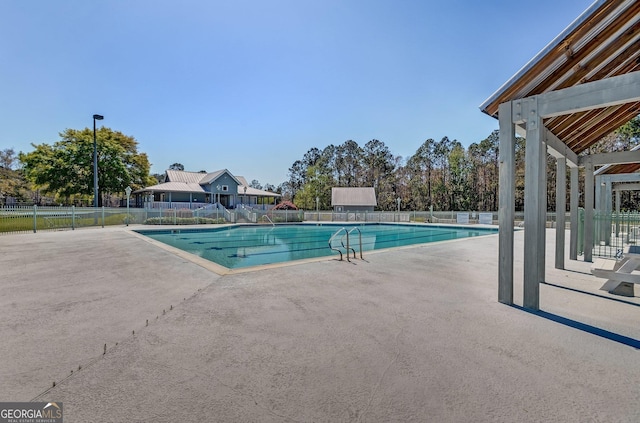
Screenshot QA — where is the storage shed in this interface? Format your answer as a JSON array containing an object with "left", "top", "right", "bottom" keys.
[{"left": 331, "top": 187, "right": 377, "bottom": 212}]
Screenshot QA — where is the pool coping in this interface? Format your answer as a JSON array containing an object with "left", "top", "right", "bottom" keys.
[{"left": 128, "top": 222, "right": 501, "bottom": 275}]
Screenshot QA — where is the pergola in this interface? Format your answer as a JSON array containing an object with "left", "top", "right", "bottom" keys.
[{"left": 480, "top": 0, "right": 640, "bottom": 310}]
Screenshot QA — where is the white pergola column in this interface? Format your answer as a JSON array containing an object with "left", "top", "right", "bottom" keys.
[
  {"left": 555, "top": 157, "right": 566, "bottom": 269},
  {"left": 584, "top": 160, "right": 594, "bottom": 262},
  {"left": 604, "top": 178, "right": 613, "bottom": 245},
  {"left": 523, "top": 99, "right": 545, "bottom": 310},
  {"left": 498, "top": 101, "right": 515, "bottom": 305},
  {"left": 569, "top": 166, "right": 579, "bottom": 260}
]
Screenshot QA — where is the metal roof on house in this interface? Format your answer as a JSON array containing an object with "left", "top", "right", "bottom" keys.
[
  {"left": 137, "top": 181, "right": 205, "bottom": 193},
  {"left": 165, "top": 169, "right": 206, "bottom": 184},
  {"left": 480, "top": 0, "right": 640, "bottom": 155},
  {"left": 238, "top": 186, "right": 282, "bottom": 197},
  {"left": 138, "top": 168, "right": 280, "bottom": 196},
  {"left": 331, "top": 187, "right": 377, "bottom": 206},
  {"left": 199, "top": 169, "right": 242, "bottom": 186},
  {"left": 234, "top": 176, "right": 281, "bottom": 197}
]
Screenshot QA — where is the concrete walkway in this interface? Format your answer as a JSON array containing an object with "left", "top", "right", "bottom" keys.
[{"left": 1, "top": 226, "right": 638, "bottom": 422}]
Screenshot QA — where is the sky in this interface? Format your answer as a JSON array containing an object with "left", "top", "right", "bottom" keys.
[{"left": 1, "top": 0, "right": 594, "bottom": 186}]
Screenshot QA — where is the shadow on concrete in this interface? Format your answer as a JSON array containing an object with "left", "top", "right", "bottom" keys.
[
  {"left": 511, "top": 304, "right": 640, "bottom": 349},
  {"left": 541, "top": 281, "right": 640, "bottom": 308}
]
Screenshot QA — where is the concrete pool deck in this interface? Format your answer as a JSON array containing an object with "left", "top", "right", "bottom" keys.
[{"left": 1, "top": 226, "right": 639, "bottom": 422}]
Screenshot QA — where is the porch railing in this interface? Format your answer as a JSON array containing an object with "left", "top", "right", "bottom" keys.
[{"left": 144, "top": 201, "right": 204, "bottom": 210}]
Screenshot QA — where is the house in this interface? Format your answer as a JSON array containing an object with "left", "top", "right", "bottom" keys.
[
  {"left": 331, "top": 187, "right": 377, "bottom": 212},
  {"left": 134, "top": 168, "right": 281, "bottom": 209}
]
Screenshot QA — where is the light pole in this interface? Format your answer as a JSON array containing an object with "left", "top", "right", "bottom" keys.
[
  {"left": 243, "top": 186, "right": 247, "bottom": 205},
  {"left": 316, "top": 196, "right": 319, "bottom": 221},
  {"left": 125, "top": 186, "right": 132, "bottom": 226},
  {"left": 397, "top": 197, "right": 401, "bottom": 212},
  {"left": 93, "top": 114, "right": 104, "bottom": 208}
]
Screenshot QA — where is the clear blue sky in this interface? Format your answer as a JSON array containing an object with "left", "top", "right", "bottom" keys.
[{"left": 1, "top": 0, "right": 591, "bottom": 186}]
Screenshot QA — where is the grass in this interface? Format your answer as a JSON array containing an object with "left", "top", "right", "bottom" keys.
[{"left": 0, "top": 212, "right": 134, "bottom": 233}]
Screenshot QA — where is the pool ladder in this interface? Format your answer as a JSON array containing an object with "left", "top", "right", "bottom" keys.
[
  {"left": 328, "top": 227, "right": 363, "bottom": 262},
  {"left": 260, "top": 215, "right": 275, "bottom": 226}
]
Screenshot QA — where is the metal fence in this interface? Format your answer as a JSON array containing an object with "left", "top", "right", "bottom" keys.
[
  {"left": 0, "top": 205, "right": 582, "bottom": 236},
  {"left": 588, "top": 211, "right": 640, "bottom": 258},
  {"left": 0, "top": 205, "right": 309, "bottom": 234},
  {"left": 0, "top": 206, "right": 221, "bottom": 234}
]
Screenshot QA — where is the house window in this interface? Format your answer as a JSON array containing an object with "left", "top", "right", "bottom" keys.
[{"left": 221, "top": 185, "right": 228, "bottom": 192}]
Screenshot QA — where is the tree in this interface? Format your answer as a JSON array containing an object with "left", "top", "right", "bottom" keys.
[
  {"left": 169, "top": 163, "right": 184, "bottom": 171},
  {"left": 0, "top": 148, "right": 17, "bottom": 170},
  {"left": 0, "top": 166, "right": 31, "bottom": 205},
  {"left": 151, "top": 173, "right": 165, "bottom": 184},
  {"left": 335, "top": 140, "right": 363, "bottom": 186},
  {"left": 19, "top": 127, "right": 154, "bottom": 206},
  {"left": 250, "top": 179, "right": 262, "bottom": 189},
  {"left": 406, "top": 139, "right": 435, "bottom": 210},
  {"left": 362, "top": 139, "right": 396, "bottom": 210},
  {"left": 293, "top": 165, "right": 332, "bottom": 210}
]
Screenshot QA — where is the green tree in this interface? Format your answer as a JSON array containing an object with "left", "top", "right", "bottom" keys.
[
  {"left": 293, "top": 165, "right": 332, "bottom": 210},
  {"left": 448, "top": 141, "right": 471, "bottom": 210},
  {"left": 335, "top": 140, "right": 364, "bottom": 186},
  {"left": 0, "top": 154, "right": 32, "bottom": 205},
  {"left": 0, "top": 148, "right": 17, "bottom": 170},
  {"left": 19, "top": 127, "right": 154, "bottom": 206},
  {"left": 406, "top": 138, "right": 435, "bottom": 210}
]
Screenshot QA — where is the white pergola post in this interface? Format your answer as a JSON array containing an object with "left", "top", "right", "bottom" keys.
[
  {"left": 569, "top": 166, "right": 579, "bottom": 260},
  {"left": 555, "top": 157, "right": 566, "bottom": 269},
  {"left": 493, "top": 71, "right": 640, "bottom": 310},
  {"left": 498, "top": 101, "right": 515, "bottom": 305},
  {"left": 523, "top": 99, "right": 544, "bottom": 310},
  {"left": 604, "top": 178, "right": 613, "bottom": 245}
]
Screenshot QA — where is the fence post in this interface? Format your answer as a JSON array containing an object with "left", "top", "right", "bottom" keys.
[
  {"left": 173, "top": 208, "right": 177, "bottom": 225},
  {"left": 577, "top": 208, "right": 584, "bottom": 255},
  {"left": 33, "top": 205, "right": 37, "bottom": 233},
  {"left": 101, "top": 206, "right": 105, "bottom": 228},
  {"left": 626, "top": 211, "right": 631, "bottom": 243},
  {"left": 72, "top": 206, "right": 75, "bottom": 230}
]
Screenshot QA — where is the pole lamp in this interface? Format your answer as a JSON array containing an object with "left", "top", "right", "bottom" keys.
[
  {"left": 125, "top": 186, "right": 132, "bottom": 226},
  {"left": 92, "top": 114, "right": 104, "bottom": 208}
]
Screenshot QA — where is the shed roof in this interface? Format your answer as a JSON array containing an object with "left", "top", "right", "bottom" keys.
[
  {"left": 480, "top": 0, "right": 640, "bottom": 155},
  {"left": 331, "top": 187, "right": 377, "bottom": 206}
]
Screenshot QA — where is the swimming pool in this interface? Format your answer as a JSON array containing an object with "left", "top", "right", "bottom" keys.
[{"left": 136, "top": 223, "right": 498, "bottom": 270}]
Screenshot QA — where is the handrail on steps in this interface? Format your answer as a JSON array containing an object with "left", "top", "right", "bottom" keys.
[
  {"left": 328, "top": 226, "right": 364, "bottom": 262},
  {"left": 260, "top": 215, "right": 275, "bottom": 226},
  {"left": 346, "top": 227, "right": 363, "bottom": 260},
  {"left": 328, "top": 227, "right": 347, "bottom": 261}
]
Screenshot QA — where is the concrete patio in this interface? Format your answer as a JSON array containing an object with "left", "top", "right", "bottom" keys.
[{"left": 1, "top": 226, "right": 638, "bottom": 422}]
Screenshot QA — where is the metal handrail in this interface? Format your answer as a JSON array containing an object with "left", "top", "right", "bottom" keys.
[
  {"left": 347, "top": 227, "right": 363, "bottom": 260},
  {"left": 260, "top": 214, "right": 275, "bottom": 226},
  {"left": 329, "top": 226, "right": 364, "bottom": 262},
  {"left": 328, "top": 227, "right": 347, "bottom": 261}
]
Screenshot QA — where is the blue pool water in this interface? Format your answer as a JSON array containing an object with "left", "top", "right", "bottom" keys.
[{"left": 136, "top": 223, "right": 497, "bottom": 270}]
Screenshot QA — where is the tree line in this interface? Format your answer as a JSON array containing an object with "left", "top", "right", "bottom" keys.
[{"left": 281, "top": 117, "right": 640, "bottom": 212}]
